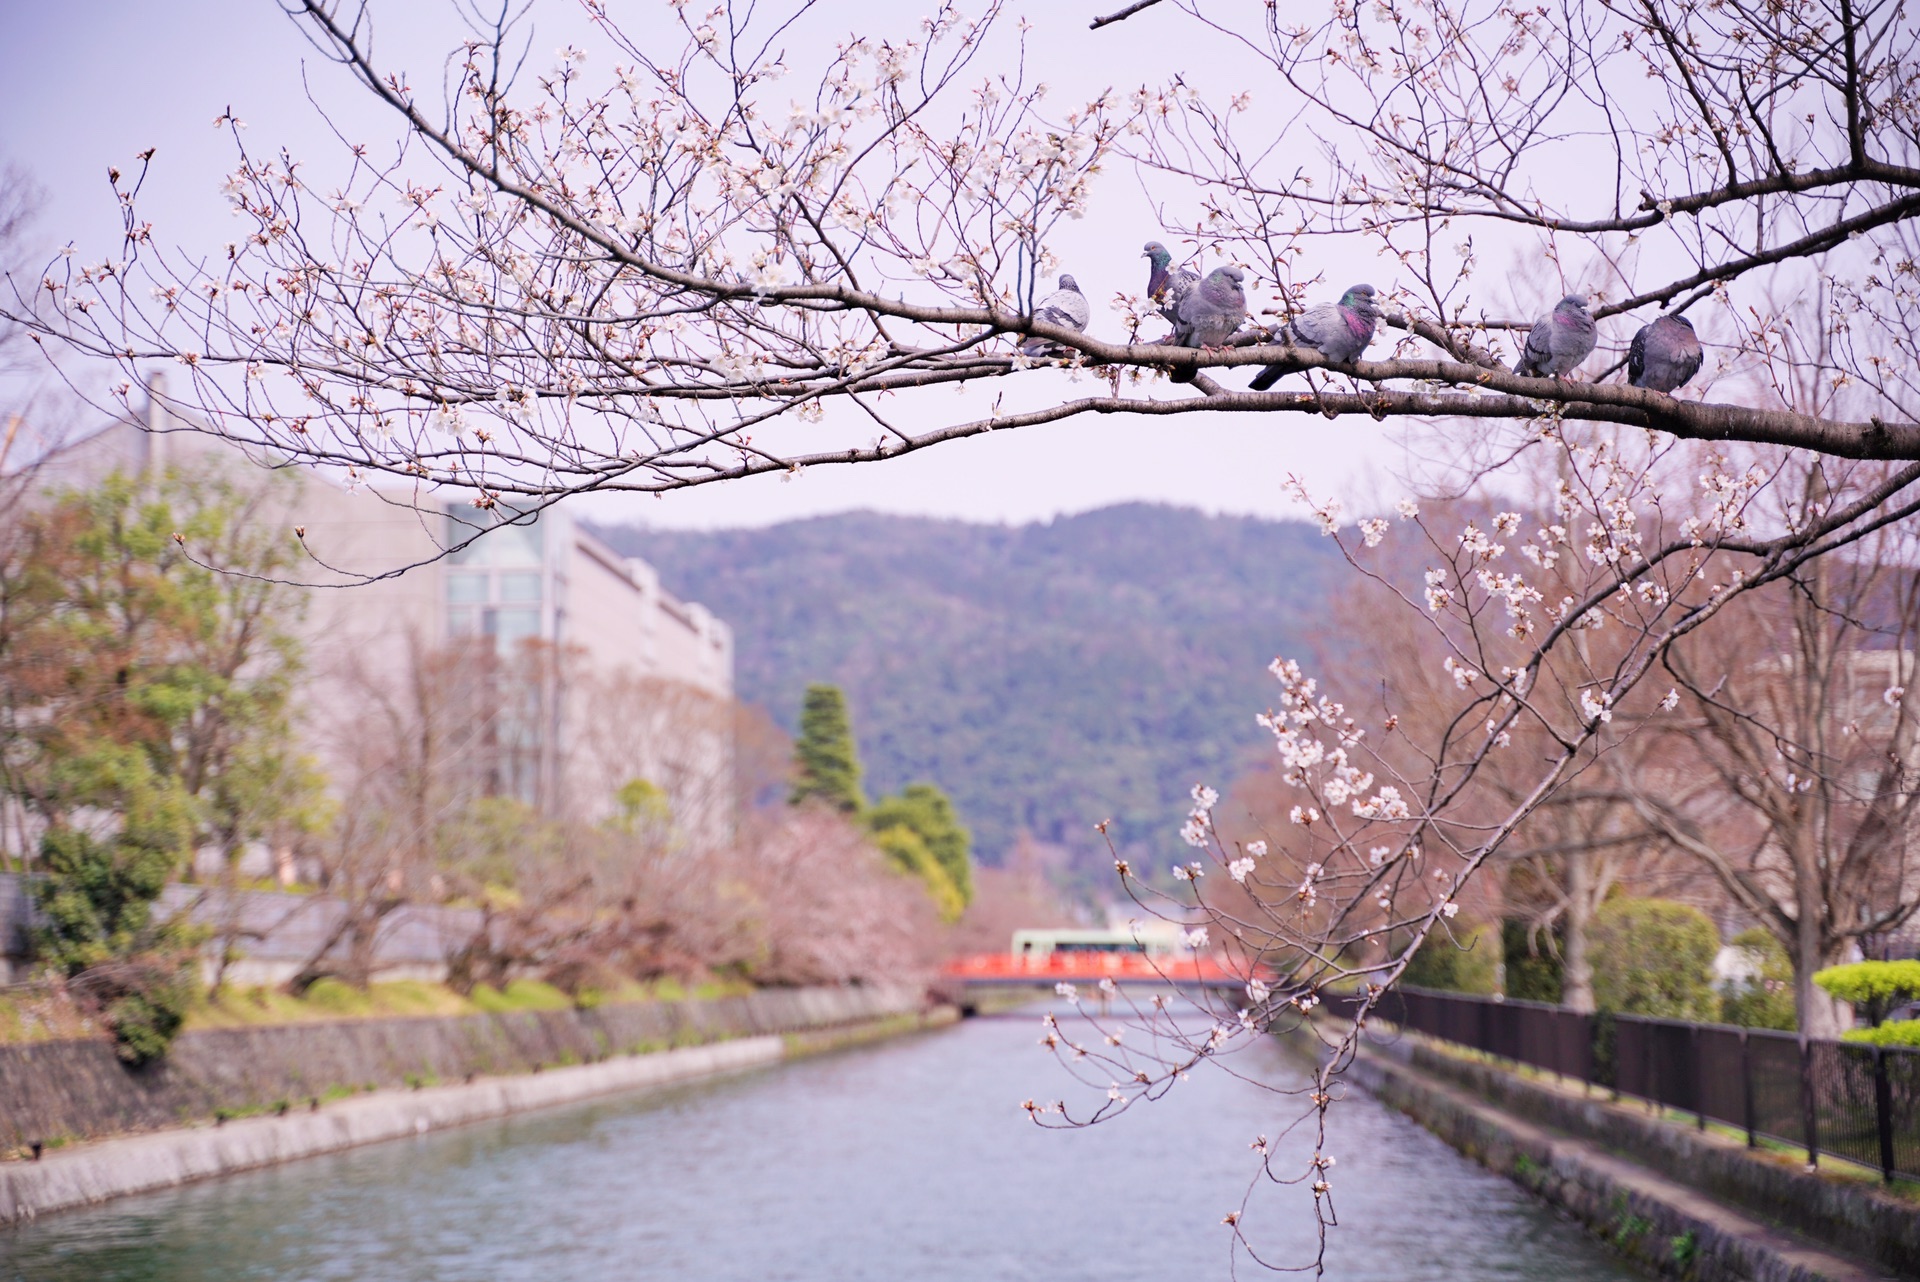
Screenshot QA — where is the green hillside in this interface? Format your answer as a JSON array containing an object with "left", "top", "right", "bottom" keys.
[{"left": 591, "top": 504, "right": 1337, "bottom": 881}]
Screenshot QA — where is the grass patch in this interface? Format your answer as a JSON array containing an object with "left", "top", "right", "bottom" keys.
[
  {"left": 469, "top": 979, "right": 574, "bottom": 1013},
  {"left": 7, "top": 969, "right": 765, "bottom": 1045},
  {"left": 187, "top": 980, "right": 476, "bottom": 1032},
  {"left": 0, "top": 991, "right": 100, "bottom": 1043}
]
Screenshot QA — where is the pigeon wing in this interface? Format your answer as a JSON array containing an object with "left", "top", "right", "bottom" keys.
[
  {"left": 1514, "top": 313, "right": 1555, "bottom": 376},
  {"left": 1033, "top": 287, "right": 1088, "bottom": 333},
  {"left": 1670, "top": 338, "right": 1703, "bottom": 390},
  {"left": 1157, "top": 267, "right": 1199, "bottom": 325},
  {"left": 1290, "top": 303, "right": 1340, "bottom": 353},
  {"left": 1627, "top": 324, "right": 1649, "bottom": 387}
]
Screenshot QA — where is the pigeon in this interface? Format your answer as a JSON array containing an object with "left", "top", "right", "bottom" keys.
[
  {"left": 1248, "top": 283, "right": 1385, "bottom": 391},
  {"left": 1018, "top": 274, "right": 1091, "bottom": 356},
  {"left": 1513, "top": 294, "right": 1597, "bottom": 379},
  {"left": 1144, "top": 241, "right": 1199, "bottom": 327},
  {"left": 1627, "top": 314, "right": 1703, "bottom": 394},
  {"left": 1169, "top": 266, "right": 1248, "bottom": 383}
]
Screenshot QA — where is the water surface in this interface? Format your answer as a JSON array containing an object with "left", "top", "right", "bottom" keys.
[{"left": 1, "top": 1010, "right": 1637, "bottom": 1281}]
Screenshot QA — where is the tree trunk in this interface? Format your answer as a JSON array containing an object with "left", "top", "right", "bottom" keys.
[
  {"left": 1792, "top": 909, "right": 1849, "bottom": 1038},
  {"left": 1562, "top": 850, "right": 1596, "bottom": 1014}
]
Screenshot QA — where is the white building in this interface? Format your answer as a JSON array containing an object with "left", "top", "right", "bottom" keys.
[{"left": 38, "top": 383, "right": 735, "bottom": 846}]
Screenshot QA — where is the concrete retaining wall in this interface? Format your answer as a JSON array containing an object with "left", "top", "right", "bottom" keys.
[
  {"left": 0, "top": 1037, "right": 786, "bottom": 1225},
  {"left": 0, "top": 986, "right": 917, "bottom": 1152}
]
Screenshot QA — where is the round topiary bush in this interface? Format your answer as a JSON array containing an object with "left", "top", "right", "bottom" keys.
[{"left": 1588, "top": 898, "right": 1720, "bottom": 1021}]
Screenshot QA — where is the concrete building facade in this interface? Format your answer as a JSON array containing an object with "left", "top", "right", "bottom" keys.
[{"left": 34, "top": 384, "right": 735, "bottom": 850}]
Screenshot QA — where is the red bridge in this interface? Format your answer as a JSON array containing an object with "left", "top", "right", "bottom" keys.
[{"left": 940, "top": 950, "right": 1248, "bottom": 988}]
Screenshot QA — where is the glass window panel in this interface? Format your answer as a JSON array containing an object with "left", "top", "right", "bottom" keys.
[
  {"left": 447, "top": 573, "right": 489, "bottom": 604},
  {"left": 491, "top": 608, "right": 542, "bottom": 646},
  {"left": 498, "top": 572, "right": 542, "bottom": 603},
  {"left": 447, "top": 607, "right": 477, "bottom": 636},
  {"left": 447, "top": 507, "right": 544, "bottom": 568}
]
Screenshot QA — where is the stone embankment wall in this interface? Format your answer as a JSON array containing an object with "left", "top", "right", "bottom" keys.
[
  {"left": 1293, "top": 1027, "right": 1918, "bottom": 1282},
  {"left": 1373, "top": 1032, "right": 1920, "bottom": 1280},
  {"left": 1, "top": 1038, "right": 787, "bottom": 1226},
  {"left": 0, "top": 986, "right": 918, "bottom": 1152}
]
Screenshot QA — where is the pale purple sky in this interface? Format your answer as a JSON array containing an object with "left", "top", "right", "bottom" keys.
[{"left": 0, "top": 1, "right": 1411, "bottom": 530}]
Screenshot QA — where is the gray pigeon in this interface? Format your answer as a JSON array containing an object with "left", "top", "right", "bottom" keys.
[
  {"left": 1018, "top": 274, "right": 1091, "bottom": 356},
  {"left": 1627, "top": 314, "right": 1703, "bottom": 393},
  {"left": 1248, "top": 283, "right": 1384, "bottom": 390},
  {"left": 1169, "top": 266, "right": 1248, "bottom": 383},
  {"left": 1144, "top": 241, "right": 1199, "bottom": 327},
  {"left": 1513, "top": 294, "right": 1597, "bottom": 379}
]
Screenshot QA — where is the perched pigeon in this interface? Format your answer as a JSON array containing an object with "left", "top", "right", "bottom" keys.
[
  {"left": 1513, "top": 294, "right": 1597, "bottom": 379},
  {"left": 1627, "top": 314, "right": 1703, "bottom": 394},
  {"left": 1248, "top": 283, "right": 1384, "bottom": 391},
  {"left": 1144, "top": 241, "right": 1199, "bottom": 327},
  {"left": 1169, "top": 266, "right": 1249, "bottom": 383},
  {"left": 1018, "top": 274, "right": 1091, "bottom": 356}
]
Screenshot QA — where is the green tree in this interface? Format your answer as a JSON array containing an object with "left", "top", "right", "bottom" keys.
[
  {"left": 2, "top": 468, "right": 310, "bottom": 862},
  {"left": 1588, "top": 899, "right": 1720, "bottom": 1020},
  {"left": 3, "top": 468, "right": 310, "bottom": 1055},
  {"left": 869, "top": 824, "right": 964, "bottom": 923},
  {"left": 789, "top": 683, "right": 864, "bottom": 814},
  {"left": 867, "top": 782, "right": 973, "bottom": 909}
]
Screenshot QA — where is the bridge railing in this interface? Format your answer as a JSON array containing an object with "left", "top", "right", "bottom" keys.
[
  {"left": 940, "top": 951, "right": 1244, "bottom": 983},
  {"left": 1338, "top": 985, "right": 1920, "bottom": 1184}
]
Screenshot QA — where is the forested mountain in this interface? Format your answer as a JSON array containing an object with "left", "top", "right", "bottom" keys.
[{"left": 592, "top": 504, "right": 1339, "bottom": 884}]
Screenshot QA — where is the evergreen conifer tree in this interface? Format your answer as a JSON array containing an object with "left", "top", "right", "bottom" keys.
[
  {"left": 867, "top": 783, "right": 972, "bottom": 909},
  {"left": 789, "top": 683, "right": 865, "bottom": 813}
]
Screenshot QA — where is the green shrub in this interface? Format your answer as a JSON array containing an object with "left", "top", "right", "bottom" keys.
[
  {"left": 32, "top": 815, "right": 200, "bottom": 1064},
  {"left": 1720, "top": 928, "right": 1798, "bottom": 1031},
  {"left": 1814, "top": 960, "right": 1920, "bottom": 1026},
  {"left": 1402, "top": 924, "right": 1501, "bottom": 995},
  {"left": 103, "top": 966, "right": 195, "bottom": 1066},
  {"left": 1843, "top": 1019, "right": 1920, "bottom": 1048},
  {"left": 1501, "top": 918, "right": 1563, "bottom": 1003},
  {"left": 1589, "top": 898, "right": 1719, "bottom": 1020}
]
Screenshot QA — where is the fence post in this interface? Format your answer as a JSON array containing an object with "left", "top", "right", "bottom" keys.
[
  {"left": 1740, "top": 1029, "right": 1756, "bottom": 1149},
  {"left": 1800, "top": 1037, "right": 1820, "bottom": 1168},
  {"left": 1693, "top": 1024, "right": 1706, "bottom": 1130},
  {"left": 1581, "top": 1011, "right": 1594, "bottom": 1097},
  {"left": 1645, "top": 1020, "right": 1659, "bottom": 1116},
  {"left": 1874, "top": 1046, "right": 1895, "bottom": 1185}
]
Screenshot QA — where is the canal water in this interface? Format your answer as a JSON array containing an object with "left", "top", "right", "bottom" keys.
[{"left": 1, "top": 1011, "right": 1638, "bottom": 1281}]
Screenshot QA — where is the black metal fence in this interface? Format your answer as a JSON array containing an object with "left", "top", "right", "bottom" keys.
[{"left": 1356, "top": 986, "right": 1920, "bottom": 1184}]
